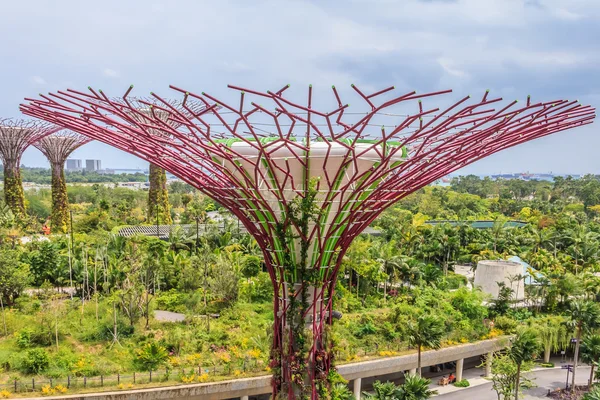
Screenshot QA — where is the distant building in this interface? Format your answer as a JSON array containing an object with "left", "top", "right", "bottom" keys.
[
  {"left": 85, "top": 159, "right": 102, "bottom": 172},
  {"left": 65, "top": 159, "right": 82, "bottom": 171}
]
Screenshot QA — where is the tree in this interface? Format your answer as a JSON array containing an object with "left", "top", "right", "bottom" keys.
[
  {"left": 581, "top": 334, "right": 600, "bottom": 389},
  {"left": 568, "top": 300, "right": 600, "bottom": 390},
  {"left": 135, "top": 342, "right": 169, "bottom": 372},
  {"left": 396, "top": 374, "right": 437, "bottom": 399},
  {"left": 491, "top": 282, "right": 513, "bottom": 317},
  {"left": 535, "top": 316, "right": 569, "bottom": 363},
  {"left": 363, "top": 381, "right": 399, "bottom": 400},
  {"left": 242, "top": 255, "right": 262, "bottom": 280},
  {"left": 509, "top": 329, "right": 540, "bottom": 399},
  {"left": 490, "top": 352, "right": 534, "bottom": 400},
  {"left": 362, "top": 376, "right": 436, "bottom": 400},
  {"left": 0, "top": 250, "right": 32, "bottom": 305},
  {"left": 405, "top": 314, "right": 445, "bottom": 376}
]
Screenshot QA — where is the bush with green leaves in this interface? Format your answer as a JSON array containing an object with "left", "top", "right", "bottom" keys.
[
  {"left": 454, "top": 379, "right": 470, "bottom": 387},
  {"left": 135, "top": 342, "right": 169, "bottom": 372},
  {"left": 20, "top": 348, "right": 50, "bottom": 374}
]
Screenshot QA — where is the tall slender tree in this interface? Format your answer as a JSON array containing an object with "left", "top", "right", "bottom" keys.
[
  {"left": 0, "top": 119, "right": 57, "bottom": 216},
  {"left": 509, "top": 329, "right": 540, "bottom": 400},
  {"left": 33, "top": 131, "right": 91, "bottom": 232},
  {"left": 568, "top": 300, "right": 600, "bottom": 390},
  {"left": 581, "top": 334, "right": 600, "bottom": 389},
  {"left": 405, "top": 314, "right": 445, "bottom": 376}
]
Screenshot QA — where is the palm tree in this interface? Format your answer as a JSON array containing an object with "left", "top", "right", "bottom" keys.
[
  {"left": 397, "top": 374, "right": 437, "bottom": 399},
  {"left": 509, "top": 329, "right": 540, "bottom": 400},
  {"left": 568, "top": 300, "right": 600, "bottom": 390},
  {"left": 581, "top": 334, "right": 600, "bottom": 389},
  {"left": 373, "top": 240, "right": 401, "bottom": 299},
  {"left": 405, "top": 314, "right": 445, "bottom": 376},
  {"left": 363, "top": 381, "right": 398, "bottom": 399},
  {"left": 535, "top": 316, "right": 569, "bottom": 363}
]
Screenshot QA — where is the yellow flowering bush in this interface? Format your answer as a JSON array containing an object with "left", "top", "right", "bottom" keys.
[{"left": 0, "top": 390, "right": 11, "bottom": 399}]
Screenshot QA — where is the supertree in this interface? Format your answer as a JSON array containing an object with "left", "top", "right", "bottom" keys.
[
  {"left": 121, "top": 99, "right": 175, "bottom": 224},
  {"left": 21, "top": 84, "right": 595, "bottom": 398},
  {"left": 33, "top": 131, "right": 92, "bottom": 233},
  {"left": 95, "top": 97, "right": 209, "bottom": 225},
  {"left": 0, "top": 119, "right": 58, "bottom": 216}
]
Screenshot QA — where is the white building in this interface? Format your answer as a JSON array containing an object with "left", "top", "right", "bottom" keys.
[
  {"left": 85, "top": 159, "right": 102, "bottom": 171},
  {"left": 66, "top": 159, "right": 82, "bottom": 171},
  {"left": 474, "top": 260, "right": 525, "bottom": 300}
]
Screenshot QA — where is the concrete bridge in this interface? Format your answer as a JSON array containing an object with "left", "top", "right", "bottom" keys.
[{"left": 22, "top": 337, "right": 507, "bottom": 400}]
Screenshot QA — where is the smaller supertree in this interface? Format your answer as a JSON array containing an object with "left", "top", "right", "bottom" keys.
[
  {"left": 33, "top": 131, "right": 91, "bottom": 233},
  {"left": 116, "top": 97, "right": 210, "bottom": 225},
  {"left": 0, "top": 119, "right": 58, "bottom": 216}
]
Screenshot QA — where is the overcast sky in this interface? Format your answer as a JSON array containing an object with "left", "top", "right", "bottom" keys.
[{"left": 1, "top": 0, "right": 598, "bottom": 175}]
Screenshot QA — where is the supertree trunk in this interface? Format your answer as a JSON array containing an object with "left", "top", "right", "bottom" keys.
[
  {"left": 147, "top": 163, "right": 172, "bottom": 224},
  {"left": 268, "top": 183, "right": 340, "bottom": 398},
  {"left": 21, "top": 84, "right": 595, "bottom": 400},
  {"left": 3, "top": 160, "right": 25, "bottom": 217},
  {"left": 49, "top": 162, "right": 70, "bottom": 233},
  {"left": 31, "top": 130, "right": 91, "bottom": 232}
]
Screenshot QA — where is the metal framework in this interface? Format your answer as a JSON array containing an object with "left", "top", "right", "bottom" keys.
[
  {"left": 0, "top": 119, "right": 58, "bottom": 215},
  {"left": 21, "top": 84, "right": 595, "bottom": 398},
  {"left": 33, "top": 131, "right": 91, "bottom": 232}
]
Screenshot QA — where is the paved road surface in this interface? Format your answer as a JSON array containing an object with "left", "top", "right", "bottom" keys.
[
  {"left": 437, "top": 367, "right": 591, "bottom": 399},
  {"left": 154, "top": 310, "right": 186, "bottom": 322}
]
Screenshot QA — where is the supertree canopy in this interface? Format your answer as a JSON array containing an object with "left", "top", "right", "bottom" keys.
[
  {"left": 0, "top": 119, "right": 58, "bottom": 216},
  {"left": 33, "top": 131, "right": 92, "bottom": 233},
  {"left": 21, "top": 84, "right": 595, "bottom": 398}
]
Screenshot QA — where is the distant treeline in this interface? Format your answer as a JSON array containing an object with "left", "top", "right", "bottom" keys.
[{"left": 2, "top": 167, "right": 148, "bottom": 184}]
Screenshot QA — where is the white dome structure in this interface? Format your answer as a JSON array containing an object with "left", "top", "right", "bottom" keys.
[{"left": 474, "top": 260, "right": 525, "bottom": 300}]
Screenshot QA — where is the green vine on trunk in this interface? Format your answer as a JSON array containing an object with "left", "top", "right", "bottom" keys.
[
  {"left": 50, "top": 164, "right": 69, "bottom": 233},
  {"left": 147, "top": 164, "right": 172, "bottom": 224},
  {"left": 273, "top": 178, "right": 331, "bottom": 398},
  {"left": 3, "top": 166, "right": 26, "bottom": 217}
]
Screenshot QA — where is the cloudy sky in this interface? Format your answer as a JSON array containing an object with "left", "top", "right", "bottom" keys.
[{"left": 1, "top": 0, "right": 598, "bottom": 175}]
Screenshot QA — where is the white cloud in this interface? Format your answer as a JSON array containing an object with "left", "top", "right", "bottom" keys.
[
  {"left": 552, "top": 8, "right": 584, "bottom": 20},
  {"left": 30, "top": 75, "right": 46, "bottom": 85},
  {"left": 103, "top": 68, "right": 119, "bottom": 78},
  {"left": 437, "top": 58, "right": 469, "bottom": 78}
]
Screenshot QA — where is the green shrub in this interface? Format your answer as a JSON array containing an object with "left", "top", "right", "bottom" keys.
[
  {"left": 239, "top": 272, "right": 273, "bottom": 303},
  {"left": 21, "top": 348, "right": 50, "bottom": 374},
  {"left": 154, "top": 289, "right": 188, "bottom": 313},
  {"left": 353, "top": 321, "right": 378, "bottom": 338},
  {"left": 454, "top": 379, "right": 470, "bottom": 387},
  {"left": 539, "top": 362, "right": 554, "bottom": 368},
  {"left": 494, "top": 315, "right": 518, "bottom": 334},
  {"left": 15, "top": 329, "right": 32, "bottom": 348}
]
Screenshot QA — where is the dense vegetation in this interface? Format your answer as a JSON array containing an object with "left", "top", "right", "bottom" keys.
[
  {"left": 1, "top": 174, "right": 600, "bottom": 398},
  {"left": 7, "top": 167, "right": 149, "bottom": 185}
]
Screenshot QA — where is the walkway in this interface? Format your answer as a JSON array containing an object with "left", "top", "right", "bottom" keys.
[{"left": 436, "top": 366, "right": 591, "bottom": 399}]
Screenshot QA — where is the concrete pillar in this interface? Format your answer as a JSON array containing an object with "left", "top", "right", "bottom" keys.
[
  {"left": 241, "top": 396, "right": 249, "bottom": 400},
  {"left": 353, "top": 378, "right": 362, "bottom": 400},
  {"left": 456, "top": 358, "right": 464, "bottom": 382},
  {"left": 485, "top": 352, "right": 493, "bottom": 378},
  {"left": 409, "top": 368, "right": 417, "bottom": 376}
]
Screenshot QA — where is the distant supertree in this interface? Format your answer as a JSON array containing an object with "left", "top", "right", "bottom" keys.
[
  {"left": 33, "top": 131, "right": 91, "bottom": 232},
  {"left": 0, "top": 119, "right": 58, "bottom": 216},
  {"left": 111, "top": 97, "right": 210, "bottom": 225}
]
